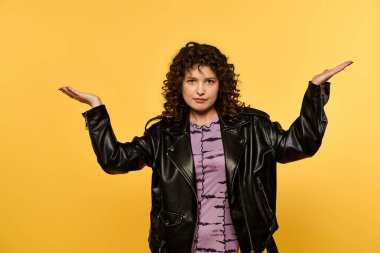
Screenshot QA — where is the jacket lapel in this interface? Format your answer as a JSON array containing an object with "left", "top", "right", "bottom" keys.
[
  {"left": 218, "top": 111, "right": 249, "bottom": 195},
  {"left": 166, "top": 132, "right": 195, "bottom": 191},
  {"left": 165, "top": 109, "right": 196, "bottom": 192},
  {"left": 164, "top": 108, "right": 249, "bottom": 195}
]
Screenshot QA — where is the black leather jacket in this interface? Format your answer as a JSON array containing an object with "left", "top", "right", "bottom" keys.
[{"left": 82, "top": 81, "right": 330, "bottom": 253}]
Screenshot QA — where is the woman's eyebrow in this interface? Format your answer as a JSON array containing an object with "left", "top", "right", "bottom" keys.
[{"left": 185, "top": 76, "right": 217, "bottom": 79}]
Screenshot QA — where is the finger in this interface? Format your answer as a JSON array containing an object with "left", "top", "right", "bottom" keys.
[
  {"left": 329, "top": 60, "right": 353, "bottom": 75},
  {"left": 60, "top": 88, "right": 75, "bottom": 99},
  {"left": 61, "top": 87, "right": 79, "bottom": 99},
  {"left": 58, "top": 87, "right": 68, "bottom": 92},
  {"left": 67, "top": 86, "right": 84, "bottom": 97},
  {"left": 334, "top": 60, "right": 353, "bottom": 70},
  {"left": 61, "top": 87, "right": 76, "bottom": 96}
]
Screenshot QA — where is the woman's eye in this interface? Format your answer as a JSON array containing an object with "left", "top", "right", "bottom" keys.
[
  {"left": 188, "top": 80, "right": 195, "bottom": 84},
  {"left": 207, "top": 80, "right": 214, "bottom": 84}
]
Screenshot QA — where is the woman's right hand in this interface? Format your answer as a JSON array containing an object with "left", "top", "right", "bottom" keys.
[{"left": 58, "top": 86, "right": 102, "bottom": 108}]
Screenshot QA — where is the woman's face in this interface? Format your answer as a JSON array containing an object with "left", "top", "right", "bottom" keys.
[{"left": 181, "top": 65, "right": 219, "bottom": 116}]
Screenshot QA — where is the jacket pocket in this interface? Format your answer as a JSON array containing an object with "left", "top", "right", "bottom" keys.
[
  {"left": 256, "top": 177, "right": 274, "bottom": 226},
  {"left": 158, "top": 209, "right": 184, "bottom": 227}
]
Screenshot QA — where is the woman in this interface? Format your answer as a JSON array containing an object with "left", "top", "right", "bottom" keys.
[{"left": 59, "top": 42, "right": 352, "bottom": 253}]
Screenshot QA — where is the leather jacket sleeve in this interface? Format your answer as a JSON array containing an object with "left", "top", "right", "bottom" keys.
[
  {"left": 81, "top": 104, "right": 155, "bottom": 174},
  {"left": 267, "top": 81, "right": 331, "bottom": 163}
]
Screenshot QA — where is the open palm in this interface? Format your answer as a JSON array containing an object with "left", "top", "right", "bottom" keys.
[
  {"left": 311, "top": 60, "right": 353, "bottom": 85},
  {"left": 58, "top": 86, "right": 102, "bottom": 107}
]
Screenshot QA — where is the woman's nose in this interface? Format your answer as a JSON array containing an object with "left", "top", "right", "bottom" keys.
[{"left": 196, "top": 83, "right": 205, "bottom": 95}]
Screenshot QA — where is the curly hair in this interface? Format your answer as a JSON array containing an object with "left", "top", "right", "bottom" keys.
[{"left": 161, "top": 41, "right": 246, "bottom": 124}]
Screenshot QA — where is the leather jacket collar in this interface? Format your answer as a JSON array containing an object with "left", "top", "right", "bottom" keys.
[
  {"left": 162, "top": 107, "right": 250, "bottom": 134},
  {"left": 163, "top": 107, "right": 251, "bottom": 197}
]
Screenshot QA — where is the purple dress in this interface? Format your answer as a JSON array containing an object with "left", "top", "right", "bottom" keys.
[{"left": 189, "top": 116, "right": 239, "bottom": 253}]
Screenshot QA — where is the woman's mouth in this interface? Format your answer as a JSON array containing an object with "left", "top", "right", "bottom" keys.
[{"left": 194, "top": 98, "right": 207, "bottom": 103}]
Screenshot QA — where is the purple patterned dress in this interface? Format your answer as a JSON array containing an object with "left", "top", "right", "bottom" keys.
[{"left": 189, "top": 116, "right": 239, "bottom": 253}]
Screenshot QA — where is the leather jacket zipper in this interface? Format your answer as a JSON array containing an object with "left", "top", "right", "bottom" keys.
[
  {"left": 256, "top": 177, "right": 274, "bottom": 226},
  {"left": 166, "top": 134, "right": 199, "bottom": 253},
  {"left": 257, "top": 177, "right": 273, "bottom": 217},
  {"left": 191, "top": 196, "right": 199, "bottom": 252},
  {"left": 239, "top": 178, "right": 255, "bottom": 253},
  {"left": 155, "top": 233, "right": 166, "bottom": 253},
  {"left": 253, "top": 178, "right": 269, "bottom": 227}
]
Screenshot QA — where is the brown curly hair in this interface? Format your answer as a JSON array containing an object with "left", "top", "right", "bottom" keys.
[{"left": 161, "top": 41, "right": 246, "bottom": 123}]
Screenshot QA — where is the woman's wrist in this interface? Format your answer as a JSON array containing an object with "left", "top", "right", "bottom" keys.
[{"left": 90, "top": 98, "right": 103, "bottom": 108}]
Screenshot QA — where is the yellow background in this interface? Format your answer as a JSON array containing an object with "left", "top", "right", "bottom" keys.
[{"left": 1, "top": 0, "right": 379, "bottom": 252}]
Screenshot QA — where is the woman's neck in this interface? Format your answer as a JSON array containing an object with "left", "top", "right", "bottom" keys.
[{"left": 189, "top": 109, "right": 219, "bottom": 126}]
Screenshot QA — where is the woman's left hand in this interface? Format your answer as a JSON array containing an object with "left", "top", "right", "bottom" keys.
[{"left": 311, "top": 60, "right": 354, "bottom": 85}]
